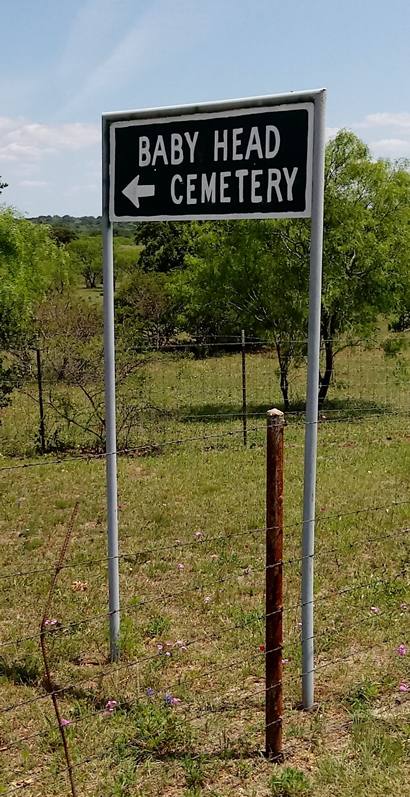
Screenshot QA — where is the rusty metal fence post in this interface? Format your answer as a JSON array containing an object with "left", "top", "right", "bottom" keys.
[
  {"left": 241, "top": 329, "right": 247, "bottom": 447},
  {"left": 265, "top": 408, "right": 285, "bottom": 759}
]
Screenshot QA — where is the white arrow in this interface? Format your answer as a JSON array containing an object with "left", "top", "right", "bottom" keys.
[{"left": 122, "top": 174, "right": 155, "bottom": 208}]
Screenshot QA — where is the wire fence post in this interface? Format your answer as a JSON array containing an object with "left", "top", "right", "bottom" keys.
[
  {"left": 265, "top": 408, "right": 285, "bottom": 760},
  {"left": 241, "top": 329, "right": 248, "bottom": 447},
  {"left": 36, "top": 348, "right": 46, "bottom": 455}
]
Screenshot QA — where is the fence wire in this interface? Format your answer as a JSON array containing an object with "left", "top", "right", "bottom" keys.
[{"left": 1, "top": 338, "right": 409, "bottom": 795}]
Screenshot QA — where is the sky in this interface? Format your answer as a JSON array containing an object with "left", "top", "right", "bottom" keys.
[{"left": 1, "top": 0, "right": 409, "bottom": 217}]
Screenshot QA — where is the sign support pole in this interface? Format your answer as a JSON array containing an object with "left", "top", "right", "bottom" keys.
[
  {"left": 102, "top": 117, "right": 120, "bottom": 662},
  {"left": 301, "top": 89, "right": 326, "bottom": 708}
]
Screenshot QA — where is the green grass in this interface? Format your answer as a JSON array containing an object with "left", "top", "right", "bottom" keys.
[{"left": 0, "top": 341, "right": 409, "bottom": 795}]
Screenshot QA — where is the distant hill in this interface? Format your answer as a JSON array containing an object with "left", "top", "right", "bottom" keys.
[{"left": 29, "top": 215, "right": 137, "bottom": 238}]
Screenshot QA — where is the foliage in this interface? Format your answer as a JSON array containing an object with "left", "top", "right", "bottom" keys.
[
  {"left": 134, "top": 221, "right": 200, "bottom": 272},
  {"left": 29, "top": 293, "right": 147, "bottom": 451},
  {"left": 173, "top": 132, "right": 410, "bottom": 407},
  {"left": 0, "top": 210, "right": 70, "bottom": 408},
  {"left": 116, "top": 269, "right": 180, "bottom": 348},
  {"left": 270, "top": 767, "right": 312, "bottom": 796},
  {"left": 49, "top": 225, "right": 79, "bottom": 246},
  {"left": 172, "top": 219, "right": 308, "bottom": 407},
  {"left": 117, "top": 699, "right": 193, "bottom": 759},
  {"left": 67, "top": 235, "right": 103, "bottom": 288},
  {"left": 0, "top": 176, "right": 7, "bottom": 194}
]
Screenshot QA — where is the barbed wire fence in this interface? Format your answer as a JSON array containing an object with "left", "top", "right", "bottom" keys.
[
  {"left": 1, "top": 333, "right": 410, "bottom": 458},
  {"left": 0, "top": 337, "right": 409, "bottom": 794}
]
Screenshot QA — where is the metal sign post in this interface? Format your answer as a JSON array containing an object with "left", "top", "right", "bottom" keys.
[
  {"left": 102, "top": 89, "right": 325, "bottom": 693},
  {"left": 301, "top": 90, "right": 326, "bottom": 709}
]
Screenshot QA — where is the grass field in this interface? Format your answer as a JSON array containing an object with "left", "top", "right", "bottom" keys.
[{"left": 0, "top": 343, "right": 409, "bottom": 796}]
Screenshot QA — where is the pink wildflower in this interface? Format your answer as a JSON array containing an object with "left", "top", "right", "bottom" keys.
[
  {"left": 156, "top": 643, "right": 164, "bottom": 652},
  {"left": 177, "top": 563, "right": 184, "bottom": 571},
  {"left": 398, "top": 682, "right": 409, "bottom": 693},
  {"left": 194, "top": 531, "right": 203, "bottom": 539},
  {"left": 105, "top": 699, "right": 118, "bottom": 714},
  {"left": 44, "top": 618, "right": 58, "bottom": 627},
  {"left": 396, "top": 644, "right": 408, "bottom": 656},
  {"left": 60, "top": 718, "right": 71, "bottom": 728},
  {"left": 370, "top": 606, "right": 381, "bottom": 615},
  {"left": 282, "top": 658, "right": 289, "bottom": 664}
]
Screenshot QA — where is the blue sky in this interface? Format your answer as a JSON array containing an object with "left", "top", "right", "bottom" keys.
[{"left": 1, "top": 0, "right": 409, "bottom": 216}]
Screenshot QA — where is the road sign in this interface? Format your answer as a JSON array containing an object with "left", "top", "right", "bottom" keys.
[
  {"left": 102, "top": 91, "right": 326, "bottom": 700},
  {"left": 109, "top": 103, "right": 313, "bottom": 222}
]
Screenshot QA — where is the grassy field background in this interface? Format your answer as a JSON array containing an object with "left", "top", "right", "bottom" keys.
[{"left": 0, "top": 341, "right": 409, "bottom": 796}]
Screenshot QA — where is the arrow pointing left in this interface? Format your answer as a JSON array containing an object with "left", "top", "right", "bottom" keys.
[{"left": 122, "top": 174, "right": 155, "bottom": 209}]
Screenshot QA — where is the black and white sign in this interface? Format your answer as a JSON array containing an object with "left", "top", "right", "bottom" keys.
[{"left": 109, "top": 103, "right": 313, "bottom": 222}]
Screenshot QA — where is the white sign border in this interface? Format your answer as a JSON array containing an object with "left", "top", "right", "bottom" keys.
[{"left": 109, "top": 102, "right": 314, "bottom": 223}]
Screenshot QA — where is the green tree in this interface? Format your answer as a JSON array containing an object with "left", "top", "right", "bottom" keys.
[
  {"left": 134, "top": 221, "right": 200, "bottom": 272},
  {"left": 67, "top": 236, "right": 102, "bottom": 288},
  {"left": 174, "top": 132, "right": 410, "bottom": 408},
  {"left": 0, "top": 210, "right": 69, "bottom": 407},
  {"left": 116, "top": 269, "right": 179, "bottom": 348},
  {"left": 172, "top": 220, "right": 307, "bottom": 407},
  {"left": 0, "top": 177, "right": 7, "bottom": 194}
]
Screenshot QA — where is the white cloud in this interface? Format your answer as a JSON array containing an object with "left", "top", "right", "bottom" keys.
[
  {"left": 0, "top": 117, "right": 100, "bottom": 161},
  {"left": 369, "top": 138, "right": 410, "bottom": 158},
  {"left": 357, "top": 113, "right": 410, "bottom": 130}
]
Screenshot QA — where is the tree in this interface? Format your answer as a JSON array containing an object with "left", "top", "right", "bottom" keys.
[
  {"left": 116, "top": 269, "right": 180, "bottom": 349},
  {"left": 172, "top": 220, "right": 308, "bottom": 408},
  {"left": 67, "top": 236, "right": 102, "bottom": 288},
  {"left": 0, "top": 177, "right": 7, "bottom": 194},
  {"left": 134, "top": 221, "right": 200, "bottom": 272},
  {"left": 0, "top": 210, "right": 70, "bottom": 407},
  {"left": 315, "top": 132, "right": 409, "bottom": 404},
  {"left": 173, "top": 132, "right": 410, "bottom": 408},
  {"left": 49, "top": 225, "right": 79, "bottom": 246}
]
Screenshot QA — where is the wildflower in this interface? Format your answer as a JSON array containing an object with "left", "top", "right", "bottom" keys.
[
  {"left": 210, "top": 554, "right": 218, "bottom": 560},
  {"left": 204, "top": 596, "right": 211, "bottom": 604},
  {"left": 177, "top": 563, "right": 184, "bottom": 571},
  {"left": 60, "top": 718, "right": 71, "bottom": 728},
  {"left": 44, "top": 618, "right": 58, "bottom": 627},
  {"left": 282, "top": 658, "right": 289, "bottom": 664},
  {"left": 396, "top": 644, "right": 408, "bottom": 656},
  {"left": 400, "top": 603, "right": 408, "bottom": 611},
  {"left": 259, "top": 644, "right": 265, "bottom": 653},
  {"left": 165, "top": 651, "right": 171, "bottom": 657},
  {"left": 398, "top": 682, "right": 409, "bottom": 693},
  {"left": 105, "top": 700, "right": 118, "bottom": 714},
  {"left": 146, "top": 687, "right": 155, "bottom": 698},
  {"left": 71, "top": 580, "right": 88, "bottom": 592},
  {"left": 164, "top": 692, "right": 181, "bottom": 706},
  {"left": 156, "top": 643, "right": 164, "bottom": 653},
  {"left": 194, "top": 531, "right": 203, "bottom": 539},
  {"left": 370, "top": 606, "right": 381, "bottom": 615}
]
